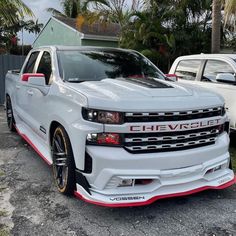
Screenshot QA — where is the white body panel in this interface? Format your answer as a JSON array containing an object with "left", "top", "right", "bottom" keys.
[
  {"left": 169, "top": 54, "right": 236, "bottom": 129},
  {"left": 5, "top": 47, "right": 235, "bottom": 207}
]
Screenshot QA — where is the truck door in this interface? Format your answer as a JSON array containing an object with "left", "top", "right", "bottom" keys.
[{"left": 26, "top": 50, "right": 52, "bottom": 140}]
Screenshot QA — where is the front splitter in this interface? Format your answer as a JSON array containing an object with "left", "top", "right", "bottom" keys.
[{"left": 74, "top": 175, "right": 236, "bottom": 208}]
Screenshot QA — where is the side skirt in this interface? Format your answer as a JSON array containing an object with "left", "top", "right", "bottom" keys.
[{"left": 15, "top": 125, "right": 52, "bottom": 166}]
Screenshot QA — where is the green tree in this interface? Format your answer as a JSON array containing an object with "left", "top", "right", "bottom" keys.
[
  {"left": 24, "top": 20, "right": 44, "bottom": 35},
  {"left": 121, "top": 0, "right": 212, "bottom": 71}
]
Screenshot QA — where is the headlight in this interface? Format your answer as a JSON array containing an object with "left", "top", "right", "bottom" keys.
[{"left": 82, "top": 108, "right": 124, "bottom": 124}]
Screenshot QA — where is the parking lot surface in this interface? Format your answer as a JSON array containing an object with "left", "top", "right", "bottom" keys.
[{"left": 0, "top": 105, "right": 236, "bottom": 236}]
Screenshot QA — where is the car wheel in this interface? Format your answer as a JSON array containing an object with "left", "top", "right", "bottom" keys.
[
  {"left": 6, "top": 96, "right": 16, "bottom": 132},
  {"left": 52, "top": 125, "right": 76, "bottom": 195}
]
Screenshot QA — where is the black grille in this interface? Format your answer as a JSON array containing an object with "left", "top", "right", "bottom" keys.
[
  {"left": 125, "top": 107, "right": 225, "bottom": 123},
  {"left": 124, "top": 125, "right": 223, "bottom": 153}
]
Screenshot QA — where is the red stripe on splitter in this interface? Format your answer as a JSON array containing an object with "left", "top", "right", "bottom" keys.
[
  {"left": 74, "top": 176, "right": 236, "bottom": 208},
  {"left": 15, "top": 126, "right": 51, "bottom": 165}
]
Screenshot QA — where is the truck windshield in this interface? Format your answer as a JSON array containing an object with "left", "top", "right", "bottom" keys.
[{"left": 57, "top": 49, "right": 165, "bottom": 82}]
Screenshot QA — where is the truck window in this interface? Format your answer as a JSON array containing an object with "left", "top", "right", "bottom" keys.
[
  {"left": 175, "top": 60, "right": 201, "bottom": 80},
  {"left": 57, "top": 50, "right": 166, "bottom": 83},
  {"left": 36, "top": 51, "right": 52, "bottom": 85},
  {"left": 202, "top": 60, "right": 235, "bottom": 82},
  {"left": 23, "top": 51, "right": 39, "bottom": 73}
]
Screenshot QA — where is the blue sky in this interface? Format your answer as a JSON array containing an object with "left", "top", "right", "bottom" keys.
[{"left": 19, "top": 0, "right": 62, "bottom": 44}]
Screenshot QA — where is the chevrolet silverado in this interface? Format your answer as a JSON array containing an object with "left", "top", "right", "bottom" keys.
[{"left": 5, "top": 46, "right": 235, "bottom": 207}]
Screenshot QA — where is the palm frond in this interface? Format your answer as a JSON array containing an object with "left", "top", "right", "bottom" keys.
[
  {"left": 224, "top": 0, "right": 236, "bottom": 30},
  {"left": 46, "top": 8, "right": 67, "bottom": 17},
  {"left": 0, "top": 0, "right": 34, "bottom": 25}
]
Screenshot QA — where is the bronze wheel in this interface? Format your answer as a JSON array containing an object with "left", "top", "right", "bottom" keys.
[{"left": 52, "top": 126, "right": 75, "bottom": 195}]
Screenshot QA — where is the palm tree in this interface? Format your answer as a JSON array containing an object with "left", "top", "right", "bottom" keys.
[
  {"left": 211, "top": 0, "right": 236, "bottom": 53},
  {"left": 0, "top": 0, "right": 33, "bottom": 25},
  {"left": 211, "top": 0, "right": 222, "bottom": 53},
  {"left": 84, "top": 0, "right": 140, "bottom": 27},
  {"left": 47, "top": 0, "right": 85, "bottom": 18},
  {"left": 24, "top": 20, "right": 44, "bottom": 36}
]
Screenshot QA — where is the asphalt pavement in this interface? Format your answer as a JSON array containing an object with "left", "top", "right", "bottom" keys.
[{"left": 0, "top": 105, "right": 236, "bottom": 236}]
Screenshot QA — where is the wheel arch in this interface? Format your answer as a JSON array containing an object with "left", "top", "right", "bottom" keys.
[
  {"left": 49, "top": 121, "right": 75, "bottom": 161},
  {"left": 49, "top": 120, "right": 72, "bottom": 147}
]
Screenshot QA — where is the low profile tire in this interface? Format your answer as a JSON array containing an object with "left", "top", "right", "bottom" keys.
[
  {"left": 6, "top": 96, "right": 16, "bottom": 132},
  {"left": 52, "top": 125, "right": 76, "bottom": 195}
]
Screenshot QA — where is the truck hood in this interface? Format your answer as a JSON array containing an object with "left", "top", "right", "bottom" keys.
[{"left": 66, "top": 78, "right": 224, "bottom": 111}]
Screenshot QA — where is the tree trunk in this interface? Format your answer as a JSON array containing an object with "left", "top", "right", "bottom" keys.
[{"left": 211, "top": 0, "right": 222, "bottom": 53}]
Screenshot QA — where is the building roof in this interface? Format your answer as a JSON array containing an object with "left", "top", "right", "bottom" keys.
[{"left": 54, "top": 16, "right": 120, "bottom": 38}]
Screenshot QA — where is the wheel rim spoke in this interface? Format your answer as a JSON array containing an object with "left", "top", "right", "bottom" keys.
[
  {"left": 54, "top": 139, "right": 62, "bottom": 152},
  {"left": 52, "top": 132, "right": 68, "bottom": 189}
]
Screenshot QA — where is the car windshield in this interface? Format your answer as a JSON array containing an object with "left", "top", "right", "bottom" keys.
[{"left": 57, "top": 49, "right": 165, "bottom": 83}]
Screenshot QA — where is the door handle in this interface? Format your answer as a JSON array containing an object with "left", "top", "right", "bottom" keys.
[
  {"left": 27, "top": 90, "right": 34, "bottom": 96},
  {"left": 16, "top": 85, "right": 20, "bottom": 89}
]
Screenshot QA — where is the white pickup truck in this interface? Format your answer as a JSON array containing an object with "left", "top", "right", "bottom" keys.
[
  {"left": 5, "top": 46, "right": 235, "bottom": 207},
  {"left": 169, "top": 54, "right": 236, "bottom": 130}
]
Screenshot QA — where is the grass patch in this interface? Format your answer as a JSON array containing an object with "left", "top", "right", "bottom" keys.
[
  {"left": 0, "top": 225, "right": 9, "bottom": 236},
  {"left": 0, "top": 170, "right": 4, "bottom": 177},
  {"left": 0, "top": 211, "right": 7, "bottom": 217},
  {"left": 0, "top": 187, "right": 6, "bottom": 193}
]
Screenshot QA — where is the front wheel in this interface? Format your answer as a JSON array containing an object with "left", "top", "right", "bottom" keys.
[
  {"left": 52, "top": 125, "right": 76, "bottom": 195},
  {"left": 6, "top": 96, "right": 16, "bottom": 132}
]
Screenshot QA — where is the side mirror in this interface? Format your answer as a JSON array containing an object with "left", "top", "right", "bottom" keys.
[
  {"left": 21, "top": 73, "right": 45, "bottom": 83},
  {"left": 165, "top": 74, "right": 178, "bottom": 82},
  {"left": 21, "top": 73, "right": 49, "bottom": 95},
  {"left": 216, "top": 73, "right": 235, "bottom": 84},
  {"left": 28, "top": 75, "right": 46, "bottom": 87}
]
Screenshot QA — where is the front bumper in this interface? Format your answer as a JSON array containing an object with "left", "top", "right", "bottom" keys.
[
  {"left": 74, "top": 133, "right": 236, "bottom": 207},
  {"left": 74, "top": 175, "right": 236, "bottom": 207}
]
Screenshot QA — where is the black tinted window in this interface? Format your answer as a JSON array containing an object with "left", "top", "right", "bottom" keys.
[
  {"left": 57, "top": 50, "right": 165, "bottom": 82},
  {"left": 175, "top": 60, "right": 201, "bottom": 80},
  {"left": 37, "top": 51, "right": 52, "bottom": 85},
  {"left": 23, "top": 51, "right": 39, "bottom": 73},
  {"left": 202, "top": 60, "right": 235, "bottom": 82}
]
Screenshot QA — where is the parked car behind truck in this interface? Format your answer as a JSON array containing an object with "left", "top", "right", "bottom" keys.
[
  {"left": 5, "top": 46, "right": 235, "bottom": 207},
  {"left": 169, "top": 54, "right": 236, "bottom": 130}
]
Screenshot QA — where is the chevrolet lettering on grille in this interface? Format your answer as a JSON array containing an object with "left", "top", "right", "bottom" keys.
[{"left": 129, "top": 118, "right": 222, "bottom": 132}]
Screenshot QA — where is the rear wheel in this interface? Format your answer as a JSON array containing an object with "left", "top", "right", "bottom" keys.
[
  {"left": 6, "top": 96, "right": 16, "bottom": 132},
  {"left": 52, "top": 125, "right": 76, "bottom": 195}
]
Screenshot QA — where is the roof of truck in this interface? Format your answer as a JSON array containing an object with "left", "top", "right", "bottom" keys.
[
  {"left": 36, "top": 45, "right": 135, "bottom": 53},
  {"left": 176, "top": 53, "right": 236, "bottom": 60}
]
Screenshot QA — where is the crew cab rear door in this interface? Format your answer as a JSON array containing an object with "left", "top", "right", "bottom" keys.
[{"left": 15, "top": 51, "right": 40, "bottom": 126}]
